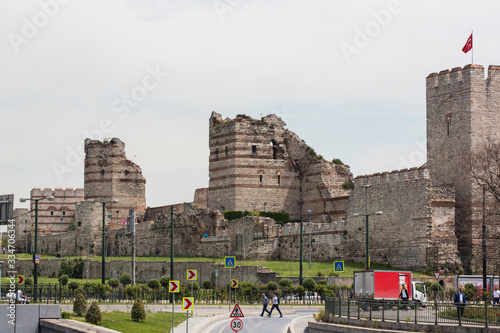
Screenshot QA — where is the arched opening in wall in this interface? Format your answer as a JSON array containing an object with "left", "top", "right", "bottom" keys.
[
  {"left": 215, "top": 148, "right": 219, "bottom": 159},
  {"left": 225, "top": 146, "right": 228, "bottom": 156},
  {"left": 62, "top": 211, "right": 66, "bottom": 216},
  {"left": 125, "top": 170, "right": 129, "bottom": 176},
  {"left": 101, "top": 170, "right": 105, "bottom": 176}
]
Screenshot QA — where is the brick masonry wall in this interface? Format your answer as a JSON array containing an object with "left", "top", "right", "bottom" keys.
[
  {"left": 343, "top": 167, "right": 459, "bottom": 270},
  {"left": 208, "top": 112, "right": 352, "bottom": 222},
  {"left": 29, "top": 188, "right": 84, "bottom": 234},
  {"left": 84, "top": 138, "right": 146, "bottom": 230}
]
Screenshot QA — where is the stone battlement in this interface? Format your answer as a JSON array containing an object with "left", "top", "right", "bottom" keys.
[
  {"left": 281, "top": 220, "right": 345, "bottom": 236},
  {"left": 31, "top": 187, "right": 84, "bottom": 198},
  {"left": 354, "top": 166, "right": 429, "bottom": 187},
  {"left": 426, "top": 64, "right": 500, "bottom": 94}
]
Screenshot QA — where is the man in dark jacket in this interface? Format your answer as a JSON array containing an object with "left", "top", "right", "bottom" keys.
[{"left": 454, "top": 288, "right": 467, "bottom": 318}]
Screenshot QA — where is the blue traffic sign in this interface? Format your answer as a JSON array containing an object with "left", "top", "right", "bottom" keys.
[
  {"left": 224, "top": 256, "right": 236, "bottom": 268},
  {"left": 333, "top": 261, "right": 344, "bottom": 273}
]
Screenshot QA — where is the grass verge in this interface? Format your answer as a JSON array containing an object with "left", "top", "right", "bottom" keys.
[{"left": 70, "top": 311, "right": 185, "bottom": 333}]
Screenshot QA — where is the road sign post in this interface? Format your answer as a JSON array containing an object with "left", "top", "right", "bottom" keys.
[
  {"left": 434, "top": 272, "right": 440, "bottom": 301},
  {"left": 183, "top": 297, "right": 194, "bottom": 333},
  {"left": 334, "top": 261, "right": 344, "bottom": 298},
  {"left": 225, "top": 257, "right": 236, "bottom": 311},
  {"left": 17, "top": 275, "right": 25, "bottom": 285},
  {"left": 170, "top": 281, "right": 180, "bottom": 332},
  {"left": 187, "top": 270, "right": 197, "bottom": 317},
  {"left": 230, "top": 318, "right": 243, "bottom": 332}
]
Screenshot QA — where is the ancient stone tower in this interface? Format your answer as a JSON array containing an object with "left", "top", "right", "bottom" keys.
[
  {"left": 84, "top": 138, "right": 146, "bottom": 229},
  {"left": 427, "top": 64, "right": 500, "bottom": 269},
  {"left": 208, "top": 112, "right": 352, "bottom": 222}
]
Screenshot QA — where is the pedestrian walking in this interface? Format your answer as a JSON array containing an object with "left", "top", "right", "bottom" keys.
[
  {"left": 267, "top": 292, "right": 283, "bottom": 317},
  {"left": 259, "top": 293, "right": 270, "bottom": 317},
  {"left": 454, "top": 288, "right": 467, "bottom": 319}
]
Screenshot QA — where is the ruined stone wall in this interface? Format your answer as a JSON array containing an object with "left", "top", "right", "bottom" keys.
[
  {"left": 13, "top": 208, "right": 30, "bottom": 254},
  {"left": 278, "top": 221, "right": 345, "bottom": 261},
  {"left": 84, "top": 138, "right": 146, "bottom": 230},
  {"left": 208, "top": 112, "right": 352, "bottom": 222},
  {"left": 193, "top": 188, "right": 209, "bottom": 208},
  {"left": 29, "top": 188, "right": 84, "bottom": 234},
  {"left": 4, "top": 258, "right": 277, "bottom": 285},
  {"left": 427, "top": 65, "right": 500, "bottom": 270},
  {"left": 343, "top": 167, "right": 459, "bottom": 270}
]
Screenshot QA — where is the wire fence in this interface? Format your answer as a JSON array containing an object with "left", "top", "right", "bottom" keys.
[{"left": 325, "top": 297, "right": 500, "bottom": 328}]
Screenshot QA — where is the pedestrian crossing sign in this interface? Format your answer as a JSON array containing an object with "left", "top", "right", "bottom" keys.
[
  {"left": 224, "top": 256, "right": 236, "bottom": 268},
  {"left": 230, "top": 303, "right": 244, "bottom": 318},
  {"left": 334, "top": 261, "right": 344, "bottom": 273}
]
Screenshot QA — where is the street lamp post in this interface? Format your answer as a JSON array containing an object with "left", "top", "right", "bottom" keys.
[
  {"left": 20, "top": 195, "right": 54, "bottom": 302},
  {"left": 307, "top": 210, "right": 312, "bottom": 270},
  {"left": 478, "top": 182, "right": 487, "bottom": 303},
  {"left": 88, "top": 199, "right": 118, "bottom": 284},
  {"left": 352, "top": 185, "right": 382, "bottom": 271}
]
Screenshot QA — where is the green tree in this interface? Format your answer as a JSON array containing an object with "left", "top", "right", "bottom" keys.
[
  {"left": 147, "top": 279, "right": 160, "bottom": 290},
  {"left": 68, "top": 281, "right": 79, "bottom": 291},
  {"left": 303, "top": 278, "right": 316, "bottom": 292},
  {"left": 266, "top": 281, "right": 278, "bottom": 292},
  {"left": 160, "top": 276, "right": 170, "bottom": 289},
  {"left": 58, "top": 274, "right": 69, "bottom": 287},
  {"left": 131, "top": 298, "right": 146, "bottom": 322},
  {"left": 187, "top": 282, "right": 200, "bottom": 291},
  {"left": 108, "top": 278, "right": 120, "bottom": 289},
  {"left": 1, "top": 237, "right": 7, "bottom": 248},
  {"left": 202, "top": 280, "right": 213, "bottom": 289},
  {"left": 73, "top": 292, "right": 87, "bottom": 316},
  {"left": 85, "top": 301, "right": 102, "bottom": 325},
  {"left": 120, "top": 273, "right": 132, "bottom": 287}
]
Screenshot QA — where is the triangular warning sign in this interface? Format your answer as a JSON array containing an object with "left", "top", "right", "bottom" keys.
[
  {"left": 230, "top": 303, "right": 244, "bottom": 318},
  {"left": 336, "top": 264, "right": 342, "bottom": 270}
]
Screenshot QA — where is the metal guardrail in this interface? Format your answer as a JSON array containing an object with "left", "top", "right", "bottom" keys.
[{"left": 325, "top": 297, "right": 499, "bottom": 328}]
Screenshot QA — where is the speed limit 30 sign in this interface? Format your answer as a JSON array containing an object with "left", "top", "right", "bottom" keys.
[{"left": 230, "top": 318, "right": 243, "bottom": 332}]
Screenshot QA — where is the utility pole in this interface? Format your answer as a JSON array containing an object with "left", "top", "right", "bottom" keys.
[{"left": 170, "top": 206, "right": 174, "bottom": 304}]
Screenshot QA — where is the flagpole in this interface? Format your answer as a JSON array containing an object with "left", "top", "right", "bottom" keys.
[{"left": 471, "top": 30, "right": 473, "bottom": 64}]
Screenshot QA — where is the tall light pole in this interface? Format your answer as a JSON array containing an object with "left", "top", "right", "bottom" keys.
[
  {"left": 307, "top": 210, "right": 312, "bottom": 270},
  {"left": 20, "top": 195, "right": 54, "bottom": 302},
  {"left": 88, "top": 199, "right": 118, "bottom": 284},
  {"left": 479, "top": 182, "right": 487, "bottom": 302},
  {"left": 352, "top": 184, "right": 382, "bottom": 271}
]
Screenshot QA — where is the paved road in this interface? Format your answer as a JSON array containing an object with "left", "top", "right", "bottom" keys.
[{"left": 203, "top": 311, "right": 315, "bottom": 333}]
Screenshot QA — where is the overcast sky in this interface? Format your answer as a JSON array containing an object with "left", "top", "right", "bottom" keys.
[{"left": 2, "top": 0, "right": 498, "bottom": 209}]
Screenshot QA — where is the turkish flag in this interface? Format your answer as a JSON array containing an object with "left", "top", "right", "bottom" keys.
[{"left": 462, "top": 34, "right": 472, "bottom": 53}]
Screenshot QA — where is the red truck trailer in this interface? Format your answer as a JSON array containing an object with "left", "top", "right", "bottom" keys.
[{"left": 354, "top": 270, "right": 427, "bottom": 309}]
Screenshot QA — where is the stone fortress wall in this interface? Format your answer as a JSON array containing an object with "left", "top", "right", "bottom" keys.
[
  {"left": 84, "top": 138, "right": 146, "bottom": 230},
  {"left": 343, "top": 166, "right": 459, "bottom": 270},
  {"left": 426, "top": 64, "right": 500, "bottom": 268},
  {"left": 29, "top": 187, "right": 84, "bottom": 234},
  {"left": 18, "top": 64, "right": 500, "bottom": 274},
  {"left": 208, "top": 112, "right": 352, "bottom": 223}
]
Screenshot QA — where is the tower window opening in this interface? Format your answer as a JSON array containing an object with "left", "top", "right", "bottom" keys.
[
  {"left": 101, "top": 170, "right": 105, "bottom": 176},
  {"left": 252, "top": 145, "right": 257, "bottom": 155},
  {"left": 225, "top": 146, "right": 228, "bottom": 156},
  {"left": 278, "top": 175, "right": 281, "bottom": 185},
  {"left": 215, "top": 148, "right": 219, "bottom": 159},
  {"left": 260, "top": 175, "right": 263, "bottom": 183}
]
